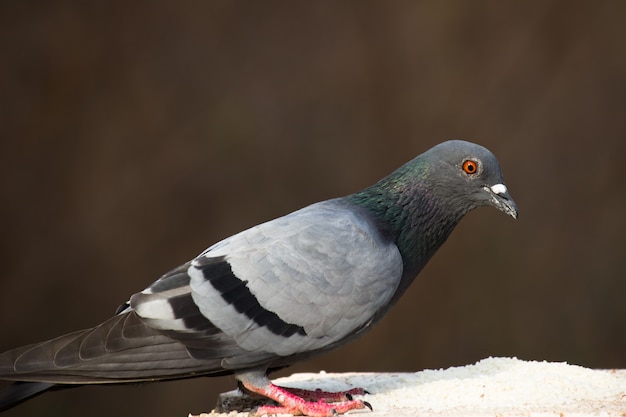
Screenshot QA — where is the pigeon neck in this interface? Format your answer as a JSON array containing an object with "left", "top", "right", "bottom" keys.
[{"left": 347, "top": 174, "right": 465, "bottom": 278}]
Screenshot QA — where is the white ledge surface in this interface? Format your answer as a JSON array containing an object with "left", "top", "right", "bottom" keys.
[{"left": 196, "top": 357, "right": 626, "bottom": 417}]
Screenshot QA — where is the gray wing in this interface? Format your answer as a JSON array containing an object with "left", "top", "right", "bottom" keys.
[{"left": 182, "top": 199, "right": 403, "bottom": 367}]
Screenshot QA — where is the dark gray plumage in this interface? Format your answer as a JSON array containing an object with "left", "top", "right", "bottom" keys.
[{"left": 0, "top": 140, "right": 517, "bottom": 416}]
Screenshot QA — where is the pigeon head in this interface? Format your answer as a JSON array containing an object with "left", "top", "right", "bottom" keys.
[
  {"left": 420, "top": 140, "right": 518, "bottom": 220},
  {"left": 347, "top": 140, "right": 517, "bottom": 275}
]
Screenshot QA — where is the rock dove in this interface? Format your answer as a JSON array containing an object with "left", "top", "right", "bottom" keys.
[{"left": 0, "top": 140, "right": 517, "bottom": 416}]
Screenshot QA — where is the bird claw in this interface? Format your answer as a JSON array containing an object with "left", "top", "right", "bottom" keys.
[
  {"left": 281, "top": 386, "right": 369, "bottom": 403},
  {"left": 244, "top": 382, "right": 370, "bottom": 416},
  {"left": 254, "top": 399, "right": 369, "bottom": 417}
]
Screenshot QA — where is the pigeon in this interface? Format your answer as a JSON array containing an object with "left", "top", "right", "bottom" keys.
[{"left": 0, "top": 140, "right": 517, "bottom": 416}]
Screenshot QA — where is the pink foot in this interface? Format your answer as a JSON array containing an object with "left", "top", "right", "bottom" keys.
[
  {"left": 256, "top": 398, "right": 370, "bottom": 417},
  {"left": 241, "top": 380, "right": 371, "bottom": 417},
  {"left": 281, "top": 386, "right": 369, "bottom": 403}
]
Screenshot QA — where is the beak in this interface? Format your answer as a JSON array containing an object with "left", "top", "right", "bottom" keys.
[{"left": 485, "top": 183, "right": 518, "bottom": 219}]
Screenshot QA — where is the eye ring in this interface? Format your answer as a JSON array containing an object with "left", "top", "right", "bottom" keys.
[{"left": 462, "top": 159, "right": 479, "bottom": 175}]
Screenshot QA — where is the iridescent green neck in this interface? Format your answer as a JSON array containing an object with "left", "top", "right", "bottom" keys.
[{"left": 346, "top": 160, "right": 462, "bottom": 275}]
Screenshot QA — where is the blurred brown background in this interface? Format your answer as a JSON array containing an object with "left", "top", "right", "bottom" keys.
[{"left": 0, "top": 1, "right": 624, "bottom": 416}]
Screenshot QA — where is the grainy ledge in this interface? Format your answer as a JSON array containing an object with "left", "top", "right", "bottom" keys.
[{"left": 191, "top": 357, "right": 626, "bottom": 417}]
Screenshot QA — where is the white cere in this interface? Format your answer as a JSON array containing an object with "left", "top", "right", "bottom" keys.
[{"left": 490, "top": 183, "right": 508, "bottom": 195}]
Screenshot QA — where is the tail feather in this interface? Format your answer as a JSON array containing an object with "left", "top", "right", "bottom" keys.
[
  {"left": 0, "top": 311, "right": 224, "bottom": 384},
  {"left": 0, "top": 381, "right": 58, "bottom": 412}
]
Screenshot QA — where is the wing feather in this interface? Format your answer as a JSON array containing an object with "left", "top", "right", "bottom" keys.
[{"left": 189, "top": 200, "right": 403, "bottom": 357}]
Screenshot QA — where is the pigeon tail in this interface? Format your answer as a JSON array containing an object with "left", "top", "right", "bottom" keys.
[
  {"left": 0, "top": 311, "right": 224, "bottom": 384},
  {"left": 0, "top": 381, "right": 58, "bottom": 412}
]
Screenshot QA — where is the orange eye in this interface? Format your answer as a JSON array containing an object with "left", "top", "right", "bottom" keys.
[{"left": 462, "top": 160, "right": 478, "bottom": 175}]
